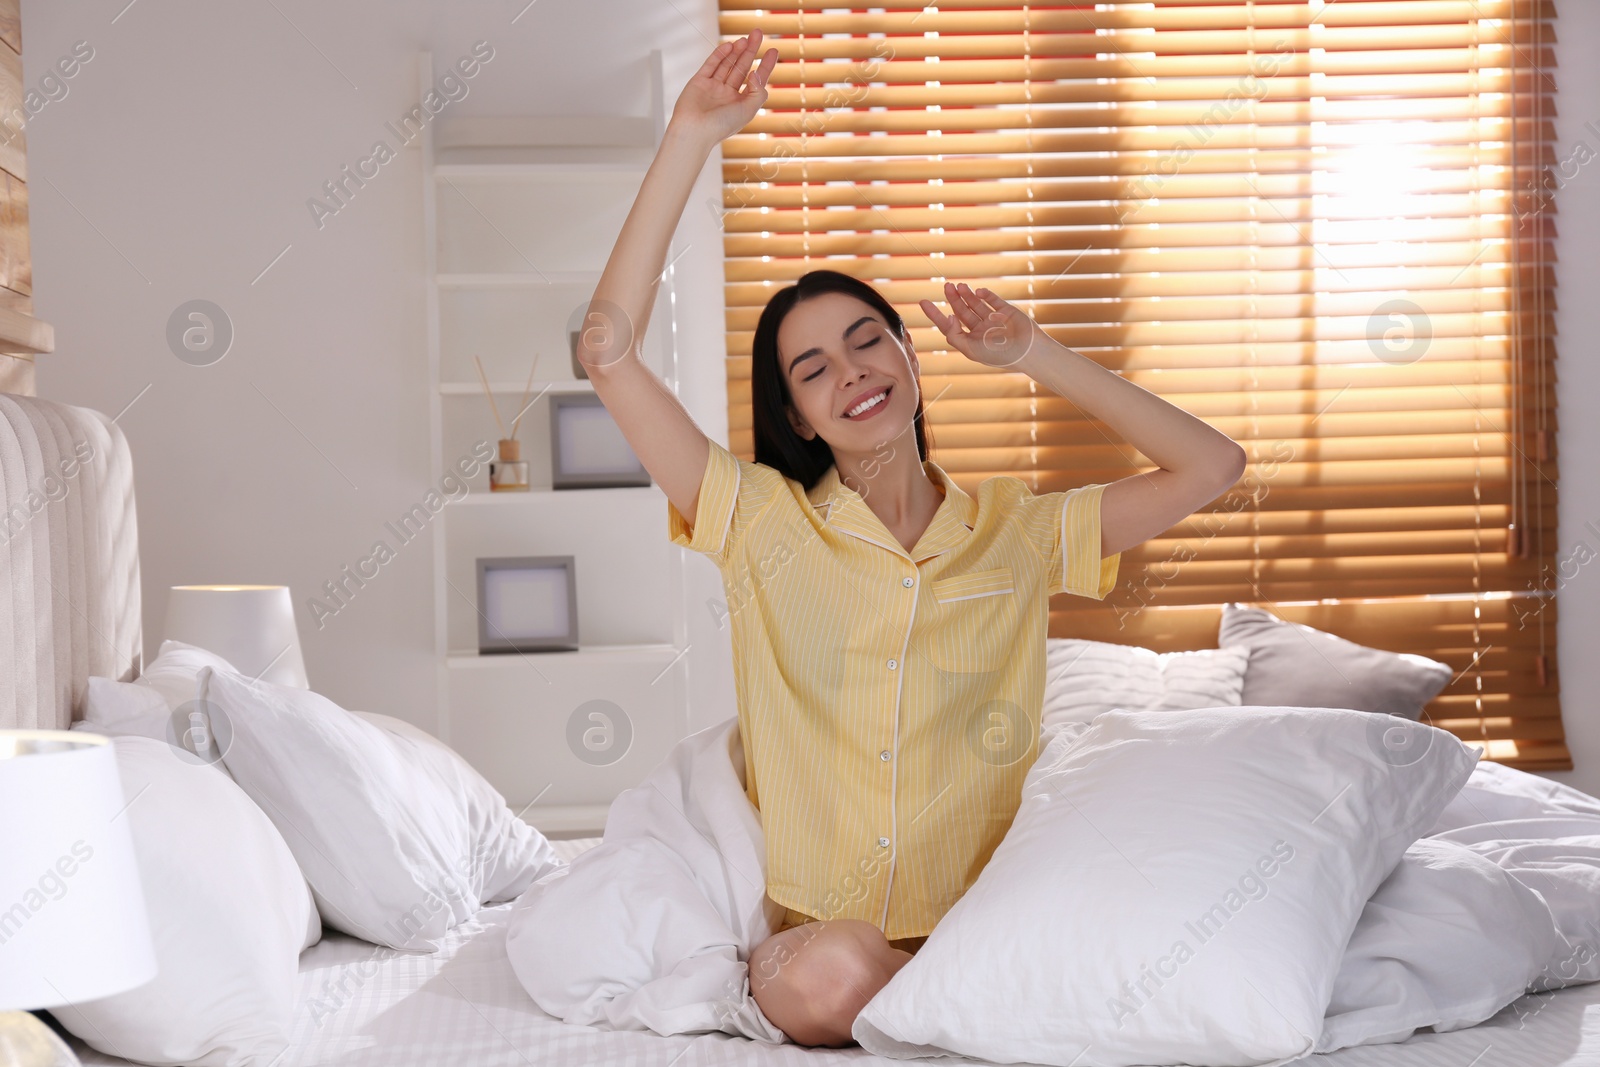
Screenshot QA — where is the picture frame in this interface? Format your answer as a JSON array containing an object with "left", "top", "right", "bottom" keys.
[
  {"left": 475, "top": 555, "right": 579, "bottom": 654},
  {"left": 549, "top": 392, "right": 652, "bottom": 489}
]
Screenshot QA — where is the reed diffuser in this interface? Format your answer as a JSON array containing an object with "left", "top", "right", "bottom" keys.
[{"left": 473, "top": 354, "right": 540, "bottom": 492}]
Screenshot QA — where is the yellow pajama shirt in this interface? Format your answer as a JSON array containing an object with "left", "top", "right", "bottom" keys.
[{"left": 668, "top": 437, "right": 1119, "bottom": 941}]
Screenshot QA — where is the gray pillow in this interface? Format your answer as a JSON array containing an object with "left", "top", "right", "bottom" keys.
[{"left": 1219, "top": 603, "right": 1451, "bottom": 720}]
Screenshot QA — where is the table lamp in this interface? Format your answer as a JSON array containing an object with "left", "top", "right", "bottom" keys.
[
  {"left": 163, "top": 585, "right": 309, "bottom": 688},
  {"left": 0, "top": 731, "right": 158, "bottom": 1066}
]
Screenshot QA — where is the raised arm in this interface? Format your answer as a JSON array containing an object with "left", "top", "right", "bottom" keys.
[
  {"left": 575, "top": 32, "right": 778, "bottom": 528},
  {"left": 921, "top": 282, "right": 1247, "bottom": 559}
]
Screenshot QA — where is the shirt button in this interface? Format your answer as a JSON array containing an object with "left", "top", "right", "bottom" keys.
[
  {"left": 902, "top": 576, "right": 915, "bottom": 588},
  {"left": 878, "top": 836, "right": 890, "bottom": 848},
  {"left": 886, "top": 658, "right": 898, "bottom": 670},
  {"left": 879, "top": 750, "right": 891, "bottom": 761}
]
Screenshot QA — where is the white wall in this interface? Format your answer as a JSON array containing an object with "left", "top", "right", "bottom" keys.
[
  {"left": 1544, "top": 0, "right": 1600, "bottom": 795},
  {"left": 24, "top": 0, "right": 737, "bottom": 733},
  {"left": 23, "top": 0, "right": 1600, "bottom": 786}
]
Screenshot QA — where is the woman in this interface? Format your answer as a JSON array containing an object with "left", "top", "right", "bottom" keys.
[{"left": 576, "top": 30, "right": 1247, "bottom": 1048}]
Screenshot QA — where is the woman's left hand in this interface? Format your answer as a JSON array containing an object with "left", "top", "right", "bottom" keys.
[{"left": 920, "top": 282, "right": 1041, "bottom": 369}]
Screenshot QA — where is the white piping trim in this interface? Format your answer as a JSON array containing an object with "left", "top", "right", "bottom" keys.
[
  {"left": 833, "top": 525, "right": 910, "bottom": 559},
  {"left": 879, "top": 567, "right": 917, "bottom": 932},
  {"left": 1060, "top": 488, "right": 1072, "bottom": 593},
  {"left": 933, "top": 586, "right": 1016, "bottom": 604},
  {"left": 713, "top": 460, "right": 740, "bottom": 558}
]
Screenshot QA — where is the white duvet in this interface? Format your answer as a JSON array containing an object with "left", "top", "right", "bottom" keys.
[
  {"left": 507, "top": 719, "right": 787, "bottom": 1042},
  {"left": 1322, "top": 758, "right": 1600, "bottom": 1051},
  {"left": 505, "top": 714, "right": 1600, "bottom": 1063}
]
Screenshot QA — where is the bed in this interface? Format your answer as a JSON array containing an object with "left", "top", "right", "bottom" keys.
[
  {"left": 7, "top": 392, "right": 1600, "bottom": 1067},
  {"left": 64, "top": 841, "right": 1600, "bottom": 1067},
  {"left": 58, "top": 826, "right": 1600, "bottom": 1067}
]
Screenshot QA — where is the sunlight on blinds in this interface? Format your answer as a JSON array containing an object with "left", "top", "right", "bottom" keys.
[{"left": 713, "top": 0, "right": 1562, "bottom": 769}]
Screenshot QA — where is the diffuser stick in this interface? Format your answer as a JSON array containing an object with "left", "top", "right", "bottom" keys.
[
  {"left": 472, "top": 355, "right": 508, "bottom": 439},
  {"left": 508, "top": 353, "right": 542, "bottom": 438}
]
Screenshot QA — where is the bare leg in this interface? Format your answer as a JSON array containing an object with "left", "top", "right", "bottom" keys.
[{"left": 747, "top": 919, "right": 914, "bottom": 1047}]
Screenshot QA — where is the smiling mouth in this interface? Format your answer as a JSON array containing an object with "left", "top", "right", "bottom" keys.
[{"left": 843, "top": 386, "right": 891, "bottom": 420}]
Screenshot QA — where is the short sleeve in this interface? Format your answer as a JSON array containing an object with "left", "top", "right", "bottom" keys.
[
  {"left": 1023, "top": 482, "right": 1120, "bottom": 600},
  {"left": 666, "top": 436, "right": 779, "bottom": 569}
]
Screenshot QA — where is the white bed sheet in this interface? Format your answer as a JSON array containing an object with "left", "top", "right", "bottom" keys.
[{"left": 68, "top": 836, "right": 1600, "bottom": 1067}]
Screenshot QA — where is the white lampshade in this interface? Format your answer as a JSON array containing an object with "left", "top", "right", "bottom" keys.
[
  {"left": 0, "top": 731, "right": 157, "bottom": 1009},
  {"left": 163, "top": 585, "right": 309, "bottom": 688}
]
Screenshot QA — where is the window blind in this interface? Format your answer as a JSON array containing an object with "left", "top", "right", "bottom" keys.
[{"left": 713, "top": 0, "right": 1562, "bottom": 769}]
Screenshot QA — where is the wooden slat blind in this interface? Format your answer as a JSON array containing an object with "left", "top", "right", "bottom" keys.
[
  {"left": 0, "top": 0, "right": 33, "bottom": 396},
  {"left": 714, "top": 0, "right": 1563, "bottom": 769}
]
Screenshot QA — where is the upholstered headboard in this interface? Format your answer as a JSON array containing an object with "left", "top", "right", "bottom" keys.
[{"left": 0, "top": 394, "right": 142, "bottom": 729}]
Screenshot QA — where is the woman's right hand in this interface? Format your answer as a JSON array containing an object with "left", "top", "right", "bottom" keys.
[{"left": 670, "top": 29, "right": 779, "bottom": 145}]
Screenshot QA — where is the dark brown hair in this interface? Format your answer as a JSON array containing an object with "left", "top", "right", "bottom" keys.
[{"left": 750, "top": 270, "right": 931, "bottom": 490}]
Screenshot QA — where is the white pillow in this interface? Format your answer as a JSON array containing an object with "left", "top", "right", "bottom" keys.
[
  {"left": 201, "top": 666, "right": 562, "bottom": 952},
  {"left": 853, "top": 706, "right": 1479, "bottom": 1067},
  {"left": 52, "top": 736, "right": 320, "bottom": 1067},
  {"left": 81, "top": 640, "right": 243, "bottom": 764},
  {"left": 1042, "top": 637, "right": 1249, "bottom": 730}
]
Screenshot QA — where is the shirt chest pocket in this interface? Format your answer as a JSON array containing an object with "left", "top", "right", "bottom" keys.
[{"left": 927, "top": 566, "right": 1016, "bottom": 674}]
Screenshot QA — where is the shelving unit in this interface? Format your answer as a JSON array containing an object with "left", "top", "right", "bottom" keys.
[
  {"left": 419, "top": 51, "right": 689, "bottom": 836},
  {"left": 451, "top": 485, "right": 658, "bottom": 505},
  {"left": 434, "top": 164, "right": 651, "bottom": 178},
  {"left": 445, "top": 643, "right": 682, "bottom": 668},
  {"left": 437, "top": 380, "right": 596, "bottom": 395},
  {"left": 437, "top": 272, "right": 603, "bottom": 288}
]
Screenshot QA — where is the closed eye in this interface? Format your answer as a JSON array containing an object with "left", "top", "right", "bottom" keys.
[{"left": 800, "top": 337, "right": 882, "bottom": 382}]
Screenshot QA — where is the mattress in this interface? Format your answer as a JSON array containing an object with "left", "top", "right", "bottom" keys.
[{"left": 69, "top": 836, "right": 1600, "bottom": 1067}]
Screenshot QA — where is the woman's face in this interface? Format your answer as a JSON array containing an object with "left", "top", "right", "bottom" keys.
[{"left": 777, "top": 291, "right": 921, "bottom": 454}]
